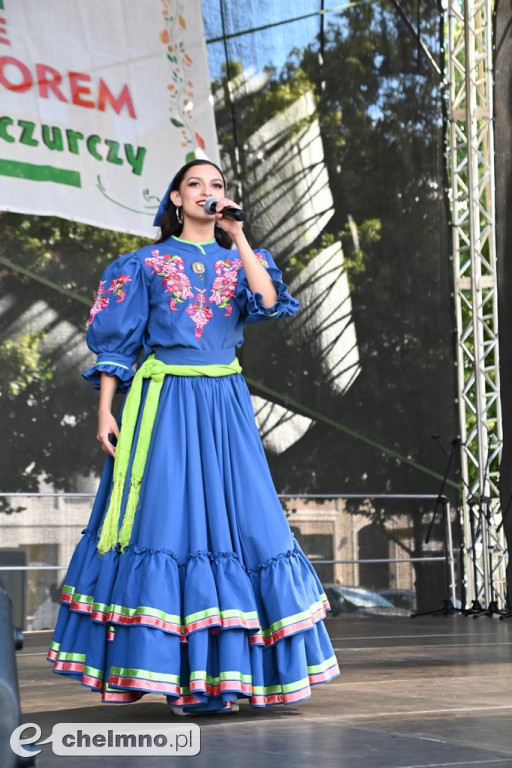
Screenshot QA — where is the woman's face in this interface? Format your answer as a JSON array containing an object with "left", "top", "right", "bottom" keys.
[{"left": 171, "top": 165, "right": 225, "bottom": 223}]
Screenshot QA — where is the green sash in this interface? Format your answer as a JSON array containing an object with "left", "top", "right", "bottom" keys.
[{"left": 97, "top": 353, "right": 243, "bottom": 556}]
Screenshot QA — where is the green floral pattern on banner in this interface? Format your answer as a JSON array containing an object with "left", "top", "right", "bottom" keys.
[{"left": 160, "top": 0, "right": 204, "bottom": 160}]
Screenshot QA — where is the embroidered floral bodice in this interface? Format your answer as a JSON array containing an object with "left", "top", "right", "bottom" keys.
[{"left": 83, "top": 235, "right": 300, "bottom": 391}]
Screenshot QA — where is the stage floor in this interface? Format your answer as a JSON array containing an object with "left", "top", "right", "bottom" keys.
[{"left": 16, "top": 615, "right": 512, "bottom": 768}]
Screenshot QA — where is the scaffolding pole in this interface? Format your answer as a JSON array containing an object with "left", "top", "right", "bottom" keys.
[{"left": 446, "top": 0, "right": 507, "bottom": 607}]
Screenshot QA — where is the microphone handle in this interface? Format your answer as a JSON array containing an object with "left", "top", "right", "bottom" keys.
[
  {"left": 204, "top": 198, "right": 245, "bottom": 221},
  {"left": 218, "top": 206, "right": 245, "bottom": 221}
]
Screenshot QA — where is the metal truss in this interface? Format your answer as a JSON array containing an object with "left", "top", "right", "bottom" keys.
[{"left": 446, "top": 0, "right": 507, "bottom": 608}]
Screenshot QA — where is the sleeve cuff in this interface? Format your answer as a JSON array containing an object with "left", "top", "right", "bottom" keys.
[
  {"left": 82, "top": 352, "right": 136, "bottom": 392},
  {"left": 242, "top": 275, "right": 300, "bottom": 324}
]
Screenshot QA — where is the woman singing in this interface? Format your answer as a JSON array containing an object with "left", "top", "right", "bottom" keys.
[{"left": 47, "top": 158, "right": 340, "bottom": 715}]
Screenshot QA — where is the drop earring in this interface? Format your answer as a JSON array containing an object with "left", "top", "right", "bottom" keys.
[{"left": 176, "top": 206, "right": 183, "bottom": 224}]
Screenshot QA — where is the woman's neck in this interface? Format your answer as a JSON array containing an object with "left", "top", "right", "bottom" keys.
[{"left": 178, "top": 222, "right": 216, "bottom": 243}]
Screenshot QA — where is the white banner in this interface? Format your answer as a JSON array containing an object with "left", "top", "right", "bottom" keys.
[{"left": 0, "top": 0, "right": 219, "bottom": 235}]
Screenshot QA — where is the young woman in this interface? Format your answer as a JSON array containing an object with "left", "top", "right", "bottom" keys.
[{"left": 47, "top": 159, "right": 340, "bottom": 715}]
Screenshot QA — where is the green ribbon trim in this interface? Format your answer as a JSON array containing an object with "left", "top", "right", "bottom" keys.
[
  {"left": 51, "top": 652, "right": 338, "bottom": 694},
  {"left": 190, "top": 670, "right": 253, "bottom": 684},
  {"left": 171, "top": 234, "right": 217, "bottom": 254},
  {"left": 252, "top": 676, "right": 309, "bottom": 695},
  {"left": 61, "top": 582, "right": 327, "bottom": 636},
  {"left": 109, "top": 661, "right": 336, "bottom": 693},
  {"left": 68, "top": 591, "right": 93, "bottom": 605},
  {"left": 97, "top": 353, "right": 243, "bottom": 556},
  {"left": 83, "top": 665, "right": 104, "bottom": 680},
  {"left": 308, "top": 655, "right": 338, "bottom": 674},
  {"left": 262, "top": 598, "right": 326, "bottom": 637},
  {"left": 110, "top": 666, "right": 180, "bottom": 684},
  {"left": 56, "top": 651, "right": 86, "bottom": 662}
]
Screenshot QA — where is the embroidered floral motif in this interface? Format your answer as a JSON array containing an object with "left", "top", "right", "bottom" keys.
[
  {"left": 144, "top": 249, "right": 194, "bottom": 310},
  {"left": 255, "top": 252, "right": 269, "bottom": 268},
  {"left": 208, "top": 252, "right": 269, "bottom": 317},
  {"left": 108, "top": 274, "right": 132, "bottom": 303},
  {"left": 185, "top": 288, "right": 214, "bottom": 341},
  {"left": 209, "top": 257, "right": 243, "bottom": 317},
  {"left": 146, "top": 249, "right": 271, "bottom": 340},
  {"left": 88, "top": 280, "right": 109, "bottom": 327},
  {"left": 87, "top": 273, "right": 133, "bottom": 327}
]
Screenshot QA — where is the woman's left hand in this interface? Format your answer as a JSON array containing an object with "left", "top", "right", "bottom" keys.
[{"left": 213, "top": 196, "right": 244, "bottom": 238}]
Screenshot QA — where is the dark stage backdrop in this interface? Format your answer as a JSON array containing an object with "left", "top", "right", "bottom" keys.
[
  {"left": 495, "top": 0, "right": 512, "bottom": 607},
  {"left": 0, "top": 2, "right": 458, "bottom": 614}
]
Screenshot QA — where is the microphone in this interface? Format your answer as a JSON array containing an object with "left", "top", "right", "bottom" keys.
[{"left": 203, "top": 197, "right": 245, "bottom": 221}]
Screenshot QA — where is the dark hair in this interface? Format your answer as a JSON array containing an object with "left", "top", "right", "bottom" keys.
[{"left": 154, "top": 159, "right": 233, "bottom": 249}]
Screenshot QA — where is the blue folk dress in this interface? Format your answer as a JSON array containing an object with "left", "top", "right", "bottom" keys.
[{"left": 47, "top": 234, "right": 340, "bottom": 712}]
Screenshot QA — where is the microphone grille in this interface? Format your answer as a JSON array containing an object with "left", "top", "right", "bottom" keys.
[{"left": 203, "top": 197, "right": 217, "bottom": 214}]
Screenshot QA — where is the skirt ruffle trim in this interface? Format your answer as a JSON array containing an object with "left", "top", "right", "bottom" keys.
[
  {"left": 53, "top": 528, "right": 332, "bottom": 646},
  {"left": 47, "top": 528, "right": 341, "bottom": 708},
  {"left": 47, "top": 640, "right": 340, "bottom": 707}
]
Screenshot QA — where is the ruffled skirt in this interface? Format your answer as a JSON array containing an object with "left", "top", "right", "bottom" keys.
[{"left": 47, "top": 371, "right": 340, "bottom": 711}]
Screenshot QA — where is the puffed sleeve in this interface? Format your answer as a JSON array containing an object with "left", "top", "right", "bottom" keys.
[
  {"left": 81, "top": 251, "right": 149, "bottom": 392},
  {"left": 234, "top": 248, "right": 300, "bottom": 324}
]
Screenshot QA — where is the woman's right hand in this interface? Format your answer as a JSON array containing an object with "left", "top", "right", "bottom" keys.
[
  {"left": 97, "top": 371, "right": 119, "bottom": 457},
  {"left": 97, "top": 409, "right": 120, "bottom": 458}
]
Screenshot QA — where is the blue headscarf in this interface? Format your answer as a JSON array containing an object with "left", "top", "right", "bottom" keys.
[{"left": 153, "top": 176, "right": 176, "bottom": 227}]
